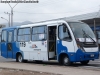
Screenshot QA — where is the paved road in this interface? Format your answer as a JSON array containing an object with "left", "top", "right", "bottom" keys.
[
  {"left": 0, "top": 56, "right": 15, "bottom": 62},
  {"left": 0, "top": 56, "right": 100, "bottom": 69},
  {"left": 0, "top": 56, "right": 100, "bottom": 75}
]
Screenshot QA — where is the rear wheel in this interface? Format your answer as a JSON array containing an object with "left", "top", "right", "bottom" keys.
[
  {"left": 16, "top": 54, "right": 23, "bottom": 63},
  {"left": 80, "top": 60, "right": 89, "bottom": 65}
]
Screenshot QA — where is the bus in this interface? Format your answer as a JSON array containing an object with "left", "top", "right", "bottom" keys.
[{"left": 1, "top": 19, "right": 99, "bottom": 65}]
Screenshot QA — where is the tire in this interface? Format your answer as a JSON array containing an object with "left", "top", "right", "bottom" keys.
[
  {"left": 16, "top": 54, "right": 23, "bottom": 63},
  {"left": 62, "top": 55, "right": 71, "bottom": 66},
  {"left": 80, "top": 60, "right": 89, "bottom": 65}
]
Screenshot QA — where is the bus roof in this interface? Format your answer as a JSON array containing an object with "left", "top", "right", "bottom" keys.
[{"left": 2, "top": 19, "right": 81, "bottom": 30}]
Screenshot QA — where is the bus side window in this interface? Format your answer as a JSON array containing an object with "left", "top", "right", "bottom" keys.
[
  {"left": 1, "top": 30, "right": 7, "bottom": 42},
  {"left": 8, "top": 31, "right": 13, "bottom": 42},
  {"left": 18, "top": 28, "right": 31, "bottom": 42},
  {"left": 14, "top": 29, "right": 17, "bottom": 41},
  {"left": 24, "top": 28, "right": 31, "bottom": 41},
  {"left": 32, "top": 26, "right": 47, "bottom": 41},
  {"left": 59, "top": 25, "right": 71, "bottom": 40}
]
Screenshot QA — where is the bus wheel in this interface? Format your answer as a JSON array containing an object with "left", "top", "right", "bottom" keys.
[
  {"left": 63, "top": 56, "right": 71, "bottom": 66},
  {"left": 80, "top": 60, "right": 89, "bottom": 65},
  {"left": 17, "top": 54, "right": 23, "bottom": 63}
]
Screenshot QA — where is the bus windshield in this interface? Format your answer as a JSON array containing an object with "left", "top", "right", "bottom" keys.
[
  {"left": 97, "top": 31, "right": 100, "bottom": 39},
  {"left": 68, "top": 22, "right": 95, "bottom": 38}
]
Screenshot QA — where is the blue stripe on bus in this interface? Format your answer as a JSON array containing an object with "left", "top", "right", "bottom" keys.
[
  {"left": 1, "top": 42, "right": 24, "bottom": 59},
  {"left": 57, "top": 40, "right": 99, "bottom": 62}
]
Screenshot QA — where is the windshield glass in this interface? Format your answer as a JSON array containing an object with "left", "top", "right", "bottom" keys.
[
  {"left": 68, "top": 22, "right": 95, "bottom": 38},
  {"left": 97, "top": 31, "right": 100, "bottom": 39}
]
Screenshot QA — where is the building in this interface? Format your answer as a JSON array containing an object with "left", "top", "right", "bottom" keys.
[
  {"left": 66, "top": 11, "right": 100, "bottom": 26},
  {"left": 66, "top": 11, "right": 100, "bottom": 49}
]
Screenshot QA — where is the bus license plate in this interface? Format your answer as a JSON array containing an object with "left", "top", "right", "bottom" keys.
[{"left": 90, "top": 54, "right": 94, "bottom": 57}]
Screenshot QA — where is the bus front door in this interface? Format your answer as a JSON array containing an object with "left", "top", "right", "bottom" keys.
[
  {"left": 7, "top": 31, "right": 14, "bottom": 58},
  {"left": 48, "top": 26, "right": 57, "bottom": 59}
]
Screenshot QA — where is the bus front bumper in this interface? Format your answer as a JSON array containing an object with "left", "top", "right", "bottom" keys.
[{"left": 69, "top": 49, "right": 99, "bottom": 62}]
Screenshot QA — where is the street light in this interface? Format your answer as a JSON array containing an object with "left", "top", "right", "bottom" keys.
[
  {"left": 1, "top": 17, "right": 9, "bottom": 27},
  {"left": 4, "top": 12, "right": 10, "bottom": 27}
]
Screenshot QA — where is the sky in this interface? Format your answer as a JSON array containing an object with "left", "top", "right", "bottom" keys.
[{"left": 0, "top": 0, "right": 100, "bottom": 25}]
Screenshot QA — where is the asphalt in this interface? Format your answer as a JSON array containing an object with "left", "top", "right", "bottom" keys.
[{"left": 0, "top": 55, "right": 100, "bottom": 75}]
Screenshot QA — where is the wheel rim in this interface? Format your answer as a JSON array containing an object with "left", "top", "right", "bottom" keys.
[
  {"left": 18, "top": 55, "right": 22, "bottom": 62},
  {"left": 63, "top": 57, "right": 69, "bottom": 65}
]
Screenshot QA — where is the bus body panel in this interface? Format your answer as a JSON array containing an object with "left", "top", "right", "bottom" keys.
[
  {"left": 57, "top": 40, "right": 76, "bottom": 62},
  {"left": 1, "top": 43, "right": 7, "bottom": 58},
  {"left": 76, "top": 49, "right": 99, "bottom": 62},
  {"left": 19, "top": 41, "right": 48, "bottom": 61},
  {"left": 12, "top": 42, "right": 22, "bottom": 59}
]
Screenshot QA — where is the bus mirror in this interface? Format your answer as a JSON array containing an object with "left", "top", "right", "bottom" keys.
[
  {"left": 63, "top": 25, "right": 66, "bottom": 32},
  {"left": 62, "top": 23, "right": 67, "bottom": 32}
]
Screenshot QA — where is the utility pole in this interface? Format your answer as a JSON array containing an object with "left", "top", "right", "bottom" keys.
[
  {"left": 8, "top": 3, "right": 18, "bottom": 26},
  {"left": 4, "top": 12, "right": 10, "bottom": 27}
]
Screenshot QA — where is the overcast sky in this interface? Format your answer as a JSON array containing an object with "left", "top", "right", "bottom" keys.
[{"left": 0, "top": 0, "right": 100, "bottom": 24}]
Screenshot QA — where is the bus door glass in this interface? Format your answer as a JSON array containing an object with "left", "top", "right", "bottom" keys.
[
  {"left": 48, "top": 25, "right": 57, "bottom": 59},
  {"left": 7, "top": 30, "right": 14, "bottom": 58}
]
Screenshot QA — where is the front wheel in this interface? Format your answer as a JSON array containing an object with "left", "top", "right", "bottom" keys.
[
  {"left": 80, "top": 60, "right": 89, "bottom": 65},
  {"left": 62, "top": 56, "right": 71, "bottom": 66}
]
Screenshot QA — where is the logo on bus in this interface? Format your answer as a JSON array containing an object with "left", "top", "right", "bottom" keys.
[{"left": 31, "top": 44, "right": 37, "bottom": 48}]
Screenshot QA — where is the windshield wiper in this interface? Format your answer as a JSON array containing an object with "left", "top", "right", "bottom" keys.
[{"left": 82, "top": 29, "right": 96, "bottom": 43}]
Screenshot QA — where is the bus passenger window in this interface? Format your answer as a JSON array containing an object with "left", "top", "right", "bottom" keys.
[
  {"left": 18, "top": 28, "right": 30, "bottom": 42},
  {"left": 8, "top": 32, "right": 13, "bottom": 42},
  {"left": 1, "top": 31, "right": 7, "bottom": 42},
  {"left": 32, "top": 26, "right": 47, "bottom": 41},
  {"left": 14, "top": 29, "right": 17, "bottom": 41}
]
